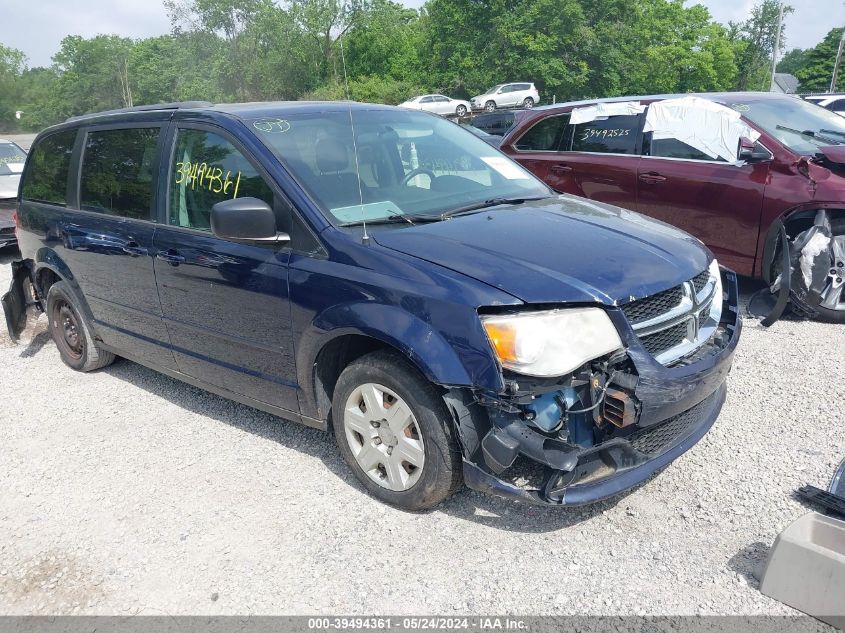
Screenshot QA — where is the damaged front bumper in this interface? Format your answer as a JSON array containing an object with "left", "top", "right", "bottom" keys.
[{"left": 456, "top": 268, "right": 742, "bottom": 507}]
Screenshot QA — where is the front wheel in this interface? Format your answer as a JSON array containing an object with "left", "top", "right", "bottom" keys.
[
  {"left": 331, "top": 350, "right": 463, "bottom": 510},
  {"left": 815, "top": 218, "right": 845, "bottom": 323},
  {"left": 484, "top": 100, "right": 496, "bottom": 112},
  {"left": 523, "top": 97, "right": 535, "bottom": 109},
  {"left": 455, "top": 104, "right": 467, "bottom": 117}
]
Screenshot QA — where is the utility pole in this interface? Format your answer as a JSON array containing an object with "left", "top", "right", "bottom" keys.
[
  {"left": 770, "top": 1, "right": 785, "bottom": 91},
  {"left": 831, "top": 25, "right": 845, "bottom": 92}
]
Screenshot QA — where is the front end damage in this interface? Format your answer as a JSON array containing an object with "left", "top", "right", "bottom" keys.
[{"left": 447, "top": 267, "right": 741, "bottom": 506}]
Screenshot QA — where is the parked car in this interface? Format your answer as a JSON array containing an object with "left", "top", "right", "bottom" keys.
[
  {"left": 470, "top": 83, "right": 539, "bottom": 112},
  {"left": 0, "top": 139, "right": 26, "bottom": 250},
  {"left": 3, "top": 101, "right": 740, "bottom": 509},
  {"left": 399, "top": 94, "right": 471, "bottom": 117},
  {"left": 459, "top": 123, "right": 502, "bottom": 147},
  {"left": 469, "top": 110, "right": 518, "bottom": 137},
  {"left": 804, "top": 93, "right": 845, "bottom": 117},
  {"left": 501, "top": 92, "right": 845, "bottom": 321}
]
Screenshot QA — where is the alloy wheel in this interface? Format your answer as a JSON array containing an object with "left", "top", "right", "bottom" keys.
[
  {"left": 820, "top": 235, "right": 845, "bottom": 311},
  {"left": 343, "top": 383, "right": 425, "bottom": 492}
]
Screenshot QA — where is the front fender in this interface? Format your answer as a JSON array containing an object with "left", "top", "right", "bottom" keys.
[{"left": 296, "top": 301, "right": 503, "bottom": 419}]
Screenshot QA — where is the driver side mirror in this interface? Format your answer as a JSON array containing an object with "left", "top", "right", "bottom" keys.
[
  {"left": 737, "top": 137, "right": 772, "bottom": 163},
  {"left": 211, "top": 197, "right": 290, "bottom": 243}
]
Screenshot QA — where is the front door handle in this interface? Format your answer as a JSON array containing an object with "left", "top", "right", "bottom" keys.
[
  {"left": 157, "top": 250, "right": 185, "bottom": 266},
  {"left": 550, "top": 164, "right": 573, "bottom": 174},
  {"left": 639, "top": 172, "right": 667, "bottom": 184},
  {"left": 121, "top": 241, "right": 147, "bottom": 257}
]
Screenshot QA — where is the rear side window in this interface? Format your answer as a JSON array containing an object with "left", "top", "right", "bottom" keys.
[
  {"left": 169, "top": 128, "right": 273, "bottom": 231},
  {"left": 80, "top": 127, "right": 160, "bottom": 220},
  {"left": 568, "top": 115, "right": 641, "bottom": 155},
  {"left": 21, "top": 130, "right": 77, "bottom": 205},
  {"left": 514, "top": 115, "right": 570, "bottom": 151}
]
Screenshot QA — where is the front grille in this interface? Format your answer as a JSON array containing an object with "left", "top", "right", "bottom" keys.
[
  {"left": 621, "top": 285, "right": 683, "bottom": 324},
  {"left": 640, "top": 322, "right": 687, "bottom": 356},
  {"left": 627, "top": 393, "right": 714, "bottom": 456},
  {"left": 691, "top": 270, "right": 711, "bottom": 293}
]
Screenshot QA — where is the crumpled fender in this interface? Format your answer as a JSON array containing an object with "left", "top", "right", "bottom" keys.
[{"left": 295, "top": 301, "right": 503, "bottom": 419}]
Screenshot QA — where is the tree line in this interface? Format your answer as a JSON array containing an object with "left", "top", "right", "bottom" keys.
[{"left": 0, "top": 0, "right": 809, "bottom": 132}]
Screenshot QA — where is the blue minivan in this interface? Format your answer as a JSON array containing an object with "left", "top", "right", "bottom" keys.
[{"left": 3, "top": 101, "right": 741, "bottom": 509}]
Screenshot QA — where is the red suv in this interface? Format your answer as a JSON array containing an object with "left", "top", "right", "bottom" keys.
[{"left": 501, "top": 92, "right": 845, "bottom": 322}]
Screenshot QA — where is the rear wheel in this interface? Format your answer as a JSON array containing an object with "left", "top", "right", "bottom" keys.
[
  {"left": 484, "top": 100, "right": 496, "bottom": 112},
  {"left": 815, "top": 218, "right": 845, "bottom": 323},
  {"left": 46, "top": 281, "right": 115, "bottom": 371},
  {"left": 331, "top": 350, "right": 463, "bottom": 510},
  {"left": 522, "top": 97, "right": 535, "bottom": 109},
  {"left": 455, "top": 104, "right": 467, "bottom": 117}
]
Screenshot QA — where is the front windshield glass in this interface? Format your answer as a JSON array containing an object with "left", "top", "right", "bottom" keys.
[
  {"left": 0, "top": 143, "right": 26, "bottom": 164},
  {"left": 484, "top": 85, "right": 503, "bottom": 95},
  {"left": 736, "top": 97, "right": 845, "bottom": 154},
  {"left": 249, "top": 108, "right": 549, "bottom": 225}
]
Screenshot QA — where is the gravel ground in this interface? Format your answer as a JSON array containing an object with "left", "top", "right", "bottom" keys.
[{"left": 0, "top": 247, "right": 843, "bottom": 617}]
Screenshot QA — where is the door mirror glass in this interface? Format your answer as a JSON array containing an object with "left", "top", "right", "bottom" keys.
[
  {"left": 211, "top": 197, "right": 290, "bottom": 243},
  {"left": 737, "top": 137, "right": 771, "bottom": 162}
]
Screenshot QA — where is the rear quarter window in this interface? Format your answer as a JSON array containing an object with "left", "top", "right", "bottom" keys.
[
  {"left": 21, "top": 130, "right": 77, "bottom": 205},
  {"left": 568, "top": 115, "right": 641, "bottom": 155}
]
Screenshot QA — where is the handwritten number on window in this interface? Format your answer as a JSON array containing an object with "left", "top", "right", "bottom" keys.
[{"left": 174, "top": 161, "right": 242, "bottom": 198}]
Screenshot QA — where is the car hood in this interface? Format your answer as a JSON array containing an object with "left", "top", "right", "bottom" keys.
[
  {"left": 372, "top": 196, "right": 712, "bottom": 305},
  {"left": 0, "top": 173, "right": 21, "bottom": 199}
]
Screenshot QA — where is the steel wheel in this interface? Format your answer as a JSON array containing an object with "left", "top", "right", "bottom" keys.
[
  {"left": 52, "top": 299, "right": 84, "bottom": 360},
  {"left": 343, "top": 382, "right": 425, "bottom": 492},
  {"left": 819, "top": 235, "right": 845, "bottom": 311}
]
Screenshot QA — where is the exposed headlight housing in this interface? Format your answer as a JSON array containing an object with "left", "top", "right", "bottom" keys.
[{"left": 481, "top": 308, "right": 623, "bottom": 377}]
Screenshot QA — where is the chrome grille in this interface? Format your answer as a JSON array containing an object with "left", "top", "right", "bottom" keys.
[
  {"left": 621, "top": 286, "right": 684, "bottom": 324},
  {"left": 621, "top": 266, "right": 722, "bottom": 366}
]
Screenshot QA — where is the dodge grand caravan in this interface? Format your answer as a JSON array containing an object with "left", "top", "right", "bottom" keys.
[
  {"left": 501, "top": 92, "right": 845, "bottom": 322},
  {"left": 3, "top": 101, "right": 741, "bottom": 509}
]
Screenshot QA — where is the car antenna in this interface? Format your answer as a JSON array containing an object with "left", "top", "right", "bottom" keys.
[{"left": 338, "top": 21, "right": 369, "bottom": 245}]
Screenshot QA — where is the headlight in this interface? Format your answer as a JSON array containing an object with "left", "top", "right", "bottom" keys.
[{"left": 481, "top": 308, "right": 623, "bottom": 377}]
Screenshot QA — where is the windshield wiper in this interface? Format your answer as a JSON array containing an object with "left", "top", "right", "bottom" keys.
[
  {"left": 819, "top": 128, "right": 845, "bottom": 140},
  {"left": 440, "top": 196, "right": 547, "bottom": 220},
  {"left": 776, "top": 125, "right": 844, "bottom": 145},
  {"left": 339, "top": 213, "right": 440, "bottom": 227}
]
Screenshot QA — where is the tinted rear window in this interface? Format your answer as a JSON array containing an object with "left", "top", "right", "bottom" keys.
[
  {"left": 80, "top": 127, "right": 160, "bottom": 220},
  {"left": 568, "top": 115, "right": 641, "bottom": 155},
  {"left": 21, "top": 130, "right": 77, "bottom": 205},
  {"left": 515, "top": 115, "right": 570, "bottom": 151}
]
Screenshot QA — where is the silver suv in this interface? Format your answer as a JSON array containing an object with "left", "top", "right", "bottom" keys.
[{"left": 471, "top": 82, "right": 539, "bottom": 112}]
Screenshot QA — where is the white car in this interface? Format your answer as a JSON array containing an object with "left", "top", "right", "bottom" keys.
[
  {"left": 470, "top": 82, "right": 540, "bottom": 112},
  {"left": 399, "top": 94, "right": 471, "bottom": 117},
  {"left": 0, "top": 139, "right": 25, "bottom": 249},
  {"left": 804, "top": 94, "right": 845, "bottom": 117}
]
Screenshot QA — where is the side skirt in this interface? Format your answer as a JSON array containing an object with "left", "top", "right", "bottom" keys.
[{"left": 97, "top": 343, "right": 327, "bottom": 432}]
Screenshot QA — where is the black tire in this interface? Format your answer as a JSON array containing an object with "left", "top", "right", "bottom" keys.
[
  {"left": 484, "top": 100, "right": 496, "bottom": 112},
  {"left": 814, "top": 217, "right": 845, "bottom": 323},
  {"left": 46, "top": 281, "right": 115, "bottom": 372},
  {"left": 331, "top": 350, "right": 463, "bottom": 510},
  {"left": 523, "top": 97, "right": 535, "bottom": 109},
  {"left": 456, "top": 104, "right": 467, "bottom": 117}
]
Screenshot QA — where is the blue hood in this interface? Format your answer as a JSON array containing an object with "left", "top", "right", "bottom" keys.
[{"left": 372, "top": 195, "right": 712, "bottom": 305}]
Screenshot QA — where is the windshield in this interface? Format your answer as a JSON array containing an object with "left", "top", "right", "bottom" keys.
[
  {"left": 249, "top": 108, "right": 548, "bottom": 225},
  {"left": 483, "top": 85, "right": 504, "bottom": 95},
  {"left": 0, "top": 143, "right": 26, "bottom": 164},
  {"left": 737, "top": 97, "right": 845, "bottom": 154}
]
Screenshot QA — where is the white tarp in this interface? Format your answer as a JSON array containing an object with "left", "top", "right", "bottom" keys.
[
  {"left": 643, "top": 96, "right": 760, "bottom": 164},
  {"left": 569, "top": 101, "right": 645, "bottom": 125}
]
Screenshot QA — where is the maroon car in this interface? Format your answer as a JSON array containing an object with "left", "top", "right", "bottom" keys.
[{"left": 501, "top": 92, "right": 845, "bottom": 322}]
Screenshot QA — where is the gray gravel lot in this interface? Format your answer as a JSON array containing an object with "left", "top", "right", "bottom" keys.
[{"left": 0, "top": 248, "right": 843, "bottom": 617}]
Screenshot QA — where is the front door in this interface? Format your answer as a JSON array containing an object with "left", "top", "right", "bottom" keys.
[
  {"left": 636, "top": 134, "right": 769, "bottom": 275},
  {"left": 61, "top": 125, "right": 177, "bottom": 369},
  {"left": 152, "top": 125, "right": 299, "bottom": 412}
]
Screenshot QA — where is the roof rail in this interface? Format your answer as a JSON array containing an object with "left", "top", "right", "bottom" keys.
[{"left": 65, "top": 101, "right": 213, "bottom": 123}]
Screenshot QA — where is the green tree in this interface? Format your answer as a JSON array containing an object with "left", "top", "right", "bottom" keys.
[
  {"left": 776, "top": 47, "right": 807, "bottom": 75},
  {"left": 729, "top": 0, "right": 793, "bottom": 91},
  {"left": 794, "top": 28, "right": 845, "bottom": 93},
  {"left": 0, "top": 44, "right": 27, "bottom": 130}
]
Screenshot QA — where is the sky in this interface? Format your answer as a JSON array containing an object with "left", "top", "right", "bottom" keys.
[{"left": 2, "top": 0, "right": 843, "bottom": 69}]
